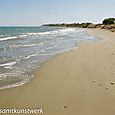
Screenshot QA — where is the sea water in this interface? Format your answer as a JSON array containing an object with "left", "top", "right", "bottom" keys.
[{"left": 0, "top": 26, "right": 98, "bottom": 89}]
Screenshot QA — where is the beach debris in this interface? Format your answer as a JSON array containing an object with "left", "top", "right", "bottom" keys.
[
  {"left": 112, "top": 53, "right": 114, "bottom": 55},
  {"left": 92, "top": 80, "right": 95, "bottom": 83},
  {"left": 110, "top": 82, "right": 115, "bottom": 85},
  {"left": 99, "top": 83, "right": 103, "bottom": 87}
]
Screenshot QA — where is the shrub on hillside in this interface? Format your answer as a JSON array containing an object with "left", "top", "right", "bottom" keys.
[{"left": 102, "top": 18, "right": 115, "bottom": 25}]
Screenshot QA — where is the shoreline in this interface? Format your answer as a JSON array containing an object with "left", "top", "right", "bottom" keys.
[{"left": 0, "top": 29, "right": 115, "bottom": 115}]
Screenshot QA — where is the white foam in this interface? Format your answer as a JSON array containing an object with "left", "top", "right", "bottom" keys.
[
  {"left": 27, "top": 28, "right": 77, "bottom": 36},
  {"left": 24, "top": 53, "right": 38, "bottom": 59},
  {"left": 0, "top": 74, "right": 33, "bottom": 90},
  {"left": 59, "top": 38, "right": 64, "bottom": 40},
  {"left": 0, "top": 34, "right": 28, "bottom": 42},
  {"left": 0, "top": 74, "right": 7, "bottom": 80},
  {"left": 58, "top": 28, "right": 75, "bottom": 32},
  {"left": 10, "top": 43, "right": 38, "bottom": 49},
  {"left": 0, "top": 28, "right": 83, "bottom": 42},
  {"left": 28, "top": 31, "right": 51, "bottom": 35},
  {"left": 21, "top": 44, "right": 38, "bottom": 47},
  {"left": 19, "top": 34, "right": 28, "bottom": 38},
  {"left": 46, "top": 47, "right": 53, "bottom": 50},
  {"left": 0, "top": 36, "right": 17, "bottom": 41},
  {"left": 0, "top": 61, "right": 16, "bottom": 68}
]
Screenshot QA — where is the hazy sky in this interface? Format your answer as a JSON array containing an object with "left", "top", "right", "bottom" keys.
[{"left": 0, "top": 0, "right": 114, "bottom": 26}]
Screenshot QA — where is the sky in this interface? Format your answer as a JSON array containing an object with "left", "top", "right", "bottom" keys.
[{"left": 0, "top": 0, "right": 114, "bottom": 26}]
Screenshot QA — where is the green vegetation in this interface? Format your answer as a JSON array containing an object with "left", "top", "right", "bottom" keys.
[
  {"left": 42, "top": 22, "right": 92, "bottom": 28},
  {"left": 102, "top": 18, "right": 115, "bottom": 25},
  {"left": 42, "top": 18, "right": 115, "bottom": 32}
]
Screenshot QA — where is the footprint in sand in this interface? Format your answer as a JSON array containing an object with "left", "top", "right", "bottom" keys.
[
  {"left": 64, "top": 106, "right": 68, "bottom": 109},
  {"left": 106, "top": 88, "right": 108, "bottom": 90},
  {"left": 99, "top": 83, "right": 103, "bottom": 87},
  {"left": 92, "top": 81, "right": 109, "bottom": 91},
  {"left": 110, "top": 82, "right": 115, "bottom": 85},
  {"left": 92, "top": 80, "right": 95, "bottom": 83}
]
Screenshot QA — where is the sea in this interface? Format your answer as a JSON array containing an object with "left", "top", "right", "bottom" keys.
[{"left": 0, "top": 26, "right": 98, "bottom": 89}]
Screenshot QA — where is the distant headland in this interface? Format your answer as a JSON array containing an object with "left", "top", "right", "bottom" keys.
[{"left": 43, "top": 18, "right": 115, "bottom": 32}]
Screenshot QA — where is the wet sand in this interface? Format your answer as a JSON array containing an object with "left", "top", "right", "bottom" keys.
[{"left": 0, "top": 29, "right": 115, "bottom": 115}]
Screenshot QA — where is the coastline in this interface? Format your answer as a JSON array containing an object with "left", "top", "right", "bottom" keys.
[{"left": 0, "top": 29, "right": 115, "bottom": 115}]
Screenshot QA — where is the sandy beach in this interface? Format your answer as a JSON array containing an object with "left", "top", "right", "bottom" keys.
[{"left": 0, "top": 29, "right": 115, "bottom": 115}]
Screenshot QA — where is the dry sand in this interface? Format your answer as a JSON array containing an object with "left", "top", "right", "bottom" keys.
[{"left": 0, "top": 29, "right": 115, "bottom": 115}]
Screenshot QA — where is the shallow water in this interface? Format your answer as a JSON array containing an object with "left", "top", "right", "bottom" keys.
[{"left": 0, "top": 26, "right": 98, "bottom": 89}]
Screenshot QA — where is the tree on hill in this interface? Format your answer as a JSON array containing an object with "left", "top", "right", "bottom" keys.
[{"left": 102, "top": 18, "right": 115, "bottom": 25}]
